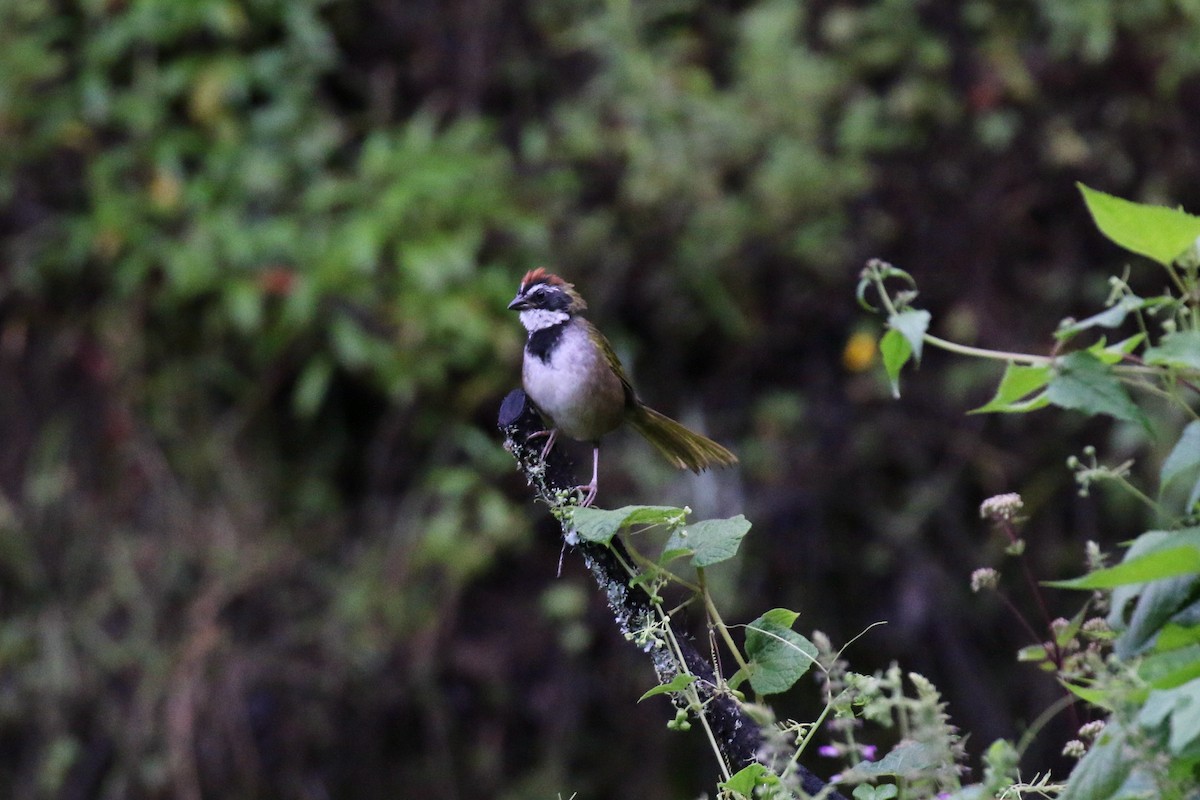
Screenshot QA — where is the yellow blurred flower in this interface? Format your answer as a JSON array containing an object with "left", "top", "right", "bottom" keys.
[{"left": 842, "top": 330, "right": 877, "bottom": 372}]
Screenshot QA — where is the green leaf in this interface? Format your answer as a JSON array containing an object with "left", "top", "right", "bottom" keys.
[
  {"left": 569, "top": 505, "right": 687, "bottom": 544},
  {"left": 1087, "top": 333, "right": 1146, "bottom": 365},
  {"left": 853, "top": 784, "right": 899, "bottom": 800},
  {"left": 663, "top": 515, "right": 752, "bottom": 567},
  {"left": 743, "top": 608, "right": 817, "bottom": 695},
  {"left": 638, "top": 672, "right": 697, "bottom": 702},
  {"left": 1047, "top": 544, "right": 1200, "bottom": 589},
  {"left": 1055, "top": 295, "right": 1147, "bottom": 341},
  {"left": 1059, "top": 722, "right": 1134, "bottom": 800},
  {"left": 1161, "top": 421, "right": 1200, "bottom": 513},
  {"left": 851, "top": 742, "right": 942, "bottom": 777},
  {"left": 1045, "top": 351, "right": 1150, "bottom": 431},
  {"left": 1096, "top": 528, "right": 1200, "bottom": 658},
  {"left": 1139, "top": 644, "right": 1200, "bottom": 689},
  {"left": 1157, "top": 623, "right": 1200, "bottom": 652},
  {"left": 720, "top": 763, "right": 777, "bottom": 796},
  {"left": 1063, "top": 681, "right": 1118, "bottom": 710},
  {"left": 879, "top": 328, "right": 911, "bottom": 399},
  {"left": 1017, "top": 644, "right": 1049, "bottom": 662},
  {"left": 1078, "top": 183, "right": 1200, "bottom": 266},
  {"left": 1139, "top": 681, "right": 1200, "bottom": 754},
  {"left": 293, "top": 356, "right": 333, "bottom": 418},
  {"left": 1144, "top": 331, "right": 1200, "bottom": 372},
  {"left": 888, "top": 309, "right": 931, "bottom": 363},
  {"left": 970, "top": 362, "right": 1051, "bottom": 414}
]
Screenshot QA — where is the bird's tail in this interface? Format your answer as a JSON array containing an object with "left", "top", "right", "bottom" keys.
[{"left": 627, "top": 405, "right": 738, "bottom": 472}]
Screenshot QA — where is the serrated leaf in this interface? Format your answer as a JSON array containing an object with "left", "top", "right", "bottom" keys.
[
  {"left": 663, "top": 515, "right": 752, "bottom": 568},
  {"left": 888, "top": 309, "right": 931, "bottom": 363},
  {"left": 1045, "top": 351, "right": 1149, "bottom": 431},
  {"left": 1059, "top": 722, "right": 1133, "bottom": 800},
  {"left": 970, "top": 363, "right": 1051, "bottom": 414},
  {"left": 569, "top": 505, "right": 687, "bottom": 544},
  {"left": 1144, "top": 331, "right": 1200, "bottom": 372},
  {"left": 638, "top": 672, "right": 697, "bottom": 702},
  {"left": 1079, "top": 183, "right": 1200, "bottom": 266},
  {"left": 743, "top": 608, "right": 817, "bottom": 695},
  {"left": 1161, "top": 421, "right": 1200, "bottom": 513},
  {"left": 880, "top": 328, "right": 911, "bottom": 399}
]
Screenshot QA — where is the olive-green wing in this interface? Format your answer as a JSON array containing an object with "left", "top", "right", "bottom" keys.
[{"left": 585, "top": 320, "right": 638, "bottom": 409}]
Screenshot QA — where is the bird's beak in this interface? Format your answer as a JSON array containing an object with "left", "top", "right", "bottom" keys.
[{"left": 507, "top": 294, "right": 529, "bottom": 311}]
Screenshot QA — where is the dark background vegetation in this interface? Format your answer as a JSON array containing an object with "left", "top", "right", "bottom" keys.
[{"left": 2, "top": 1, "right": 1198, "bottom": 798}]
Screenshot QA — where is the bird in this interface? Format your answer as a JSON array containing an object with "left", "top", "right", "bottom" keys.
[{"left": 508, "top": 268, "right": 737, "bottom": 506}]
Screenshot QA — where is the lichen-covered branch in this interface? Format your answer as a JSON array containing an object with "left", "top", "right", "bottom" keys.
[{"left": 499, "top": 389, "right": 844, "bottom": 799}]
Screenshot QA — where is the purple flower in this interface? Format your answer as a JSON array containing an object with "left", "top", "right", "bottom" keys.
[
  {"left": 818, "top": 745, "right": 839, "bottom": 758},
  {"left": 860, "top": 745, "right": 877, "bottom": 761}
]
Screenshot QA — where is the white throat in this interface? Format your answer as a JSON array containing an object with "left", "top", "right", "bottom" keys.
[{"left": 519, "top": 308, "right": 570, "bottom": 332}]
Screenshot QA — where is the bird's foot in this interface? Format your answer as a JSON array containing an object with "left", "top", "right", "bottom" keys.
[
  {"left": 525, "top": 428, "right": 558, "bottom": 462},
  {"left": 574, "top": 481, "right": 598, "bottom": 508}
]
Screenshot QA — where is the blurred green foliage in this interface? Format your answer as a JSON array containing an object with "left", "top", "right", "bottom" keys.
[{"left": 2, "top": 0, "right": 1200, "bottom": 797}]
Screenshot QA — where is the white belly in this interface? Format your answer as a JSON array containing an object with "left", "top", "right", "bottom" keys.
[{"left": 524, "top": 322, "right": 625, "bottom": 441}]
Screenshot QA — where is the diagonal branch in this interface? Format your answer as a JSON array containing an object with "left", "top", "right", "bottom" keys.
[{"left": 499, "top": 389, "right": 844, "bottom": 799}]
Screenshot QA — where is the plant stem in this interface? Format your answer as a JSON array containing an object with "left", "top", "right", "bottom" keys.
[
  {"left": 922, "top": 333, "right": 1054, "bottom": 365},
  {"left": 698, "top": 569, "right": 752, "bottom": 675}
]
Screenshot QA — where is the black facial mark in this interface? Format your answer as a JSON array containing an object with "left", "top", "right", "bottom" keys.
[
  {"left": 537, "top": 286, "right": 572, "bottom": 312},
  {"left": 526, "top": 320, "right": 567, "bottom": 363}
]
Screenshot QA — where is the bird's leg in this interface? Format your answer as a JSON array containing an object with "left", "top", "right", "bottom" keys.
[
  {"left": 525, "top": 428, "right": 558, "bottom": 462},
  {"left": 577, "top": 443, "right": 600, "bottom": 507}
]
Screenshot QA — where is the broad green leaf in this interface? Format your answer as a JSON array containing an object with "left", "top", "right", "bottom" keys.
[
  {"left": 1045, "top": 351, "right": 1150, "bottom": 431},
  {"left": 638, "top": 672, "right": 697, "bottom": 702},
  {"left": 1120, "top": 573, "right": 1200, "bottom": 658},
  {"left": 1144, "top": 331, "right": 1200, "bottom": 372},
  {"left": 569, "top": 505, "right": 687, "bottom": 544},
  {"left": 1047, "top": 545, "right": 1200, "bottom": 589},
  {"left": 663, "top": 515, "right": 752, "bottom": 568},
  {"left": 1059, "top": 722, "right": 1133, "bottom": 800},
  {"left": 970, "top": 363, "right": 1051, "bottom": 414},
  {"left": 1139, "top": 644, "right": 1200, "bottom": 689},
  {"left": 880, "top": 328, "right": 911, "bottom": 399},
  {"left": 1161, "top": 421, "right": 1200, "bottom": 513},
  {"left": 743, "top": 608, "right": 817, "bottom": 695},
  {"left": 1157, "top": 623, "right": 1200, "bottom": 652},
  {"left": 1103, "top": 529, "right": 1200, "bottom": 657},
  {"left": 888, "top": 309, "right": 931, "bottom": 363},
  {"left": 1078, "top": 183, "right": 1200, "bottom": 266},
  {"left": 720, "top": 763, "right": 777, "bottom": 796},
  {"left": 850, "top": 741, "right": 942, "bottom": 777},
  {"left": 1139, "top": 681, "right": 1200, "bottom": 754},
  {"left": 854, "top": 784, "right": 899, "bottom": 800}
]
